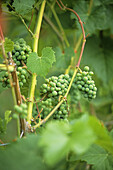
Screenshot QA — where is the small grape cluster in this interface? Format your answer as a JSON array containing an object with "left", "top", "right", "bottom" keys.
[
  {"left": 69, "top": 70, "right": 81, "bottom": 104},
  {"left": 12, "top": 38, "right": 32, "bottom": 67},
  {"left": 13, "top": 103, "right": 28, "bottom": 119},
  {"left": 16, "top": 67, "right": 27, "bottom": 87},
  {"left": 40, "top": 74, "right": 70, "bottom": 97},
  {"left": 76, "top": 66, "right": 97, "bottom": 100},
  {"left": 0, "top": 71, "right": 11, "bottom": 88}
]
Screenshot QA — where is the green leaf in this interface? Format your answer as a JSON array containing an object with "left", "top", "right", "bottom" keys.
[
  {"left": 27, "top": 47, "right": 56, "bottom": 77},
  {"left": 39, "top": 121, "right": 70, "bottom": 165},
  {"left": 0, "top": 110, "right": 12, "bottom": 134},
  {"left": 0, "top": 38, "right": 14, "bottom": 58},
  {"left": 13, "top": 0, "right": 35, "bottom": 15},
  {"left": 0, "top": 117, "right": 4, "bottom": 134},
  {"left": 89, "top": 116, "right": 113, "bottom": 155},
  {"left": 70, "top": 114, "right": 96, "bottom": 154},
  {"left": 0, "top": 134, "right": 47, "bottom": 170},
  {"left": 82, "top": 36, "right": 113, "bottom": 84},
  {"left": 54, "top": 47, "right": 75, "bottom": 70},
  {"left": 5, "top": 110, "right": 12, "bottom": 124},
  {"left": 80, "top": 145, "right": 113, "bottom": 170},
  {"left": 39, "top": 114, "right": 96, "bottom": 165},
  {"left": 71, "top": 0, "right": 113, "bottom": 34}
]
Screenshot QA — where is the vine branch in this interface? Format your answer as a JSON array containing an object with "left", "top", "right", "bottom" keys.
[
  {"left": 56, "top": 0, "right": 86, "bottom": 67},
  {"left": 27, "top": 0, "right": 46, "bottom": 125}
]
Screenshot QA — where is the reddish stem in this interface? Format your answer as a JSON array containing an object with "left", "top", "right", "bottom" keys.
[
  {"left": 28, "top": 9, "right": 34, "bottom": 29},
  {"left": 56, "top": 0, "right": 86, "bottom": 67},
  {"left": 0, "top": 25, "right": 4, "bottom": 41}
]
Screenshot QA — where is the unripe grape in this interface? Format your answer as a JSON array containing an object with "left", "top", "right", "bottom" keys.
[{"left": 84, "top": 66, "right": 89, "bottom": 71}]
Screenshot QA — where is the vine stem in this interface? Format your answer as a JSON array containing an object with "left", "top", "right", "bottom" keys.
[
  {"left": 19, "top": 15, "right": 34, "bottom": 37},
  {"left": 27, "top": 0, "right": 46, "bottom": 125},
  {"left": 33, "top": 0, "right": 46, "bottom": 53},
  {"left": 27, "top": 73, "right": 36, "bottom": 124},
  {"left": 33, "top": 67, "right": 78, "bottom": 129},
  {"left": 56, "top": 0, "right": 86, "bottom": 67},
  {"left": 0, "top": 64, "right": 14, "bottom": 71},
  {"left": 0, "top": 34, "right": 20, "bottom": 137},
  {"left": 48, "top": 2, "right": 69, "bottom": 47}
]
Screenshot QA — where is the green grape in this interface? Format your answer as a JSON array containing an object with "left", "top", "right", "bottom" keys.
[
  {"left": 80, "top": 81, "right": 85, "bottom": 85},
  {"left": 58, "top": 91, "right": 62, "bottom": 95},
  {"left": 14, "top": 105, "right": 23, "bottom": 113},
  {"left": 58, "top": 79, "right": 64, "bottom": 83},
  {"left": 85, "top": 88, "right": 89, "bottom": 92},
  {"left": 84, "top": 66, "right": 89, "bottom": 71},
  {"left": 13, "top": 114, "right": 18, "bottom": 119},
  {"left": 15, "top": 52, "right": 19, "bottom": 57},
  {"left": 78, "top": 84, "right": 82, "bottom": 90},
  {"left": 43, "top": 89, "right": 47, "bottom": 93},
  {"left": 52, "top": 91, "right": 57, "bottom": 96},
  {"left": 82, "top": 71, "right": 88, "bottom": 76},
  {"left": 16, "top": 61, "right": 21, "bottom": 66},
  {"left": 19, "top": 82, "right": 23, "bottom": 87},
  {"left": 93, "top": 87, "right": 97, "bottom": 91},
  {"left": 51, "top": 87, "right": 55, "bottom": 91},
  {"left": 22, "top": 79, "right": 26, "bottom": 83},
  {"left": 83, "top": 76, "right": 88, "bottom": 82},
  {"left": 89, "top": 71, "right": 94, "bottom": 76},
  {"left": 89, "top": 85, "right": 93, "bottom": 90},
  {"left": 14, "top": 45, "right": 21, "bottom": 51},
  {"left": 18, "top": 67, "right": 22, "bottom": 71},
  {"left": 21, "top": 103, "right": 27, "bottom": 109},
  {"left": 77, "top": 76, "right": 82, "bottom": 80},
  {"left": 21, "top": 69, "right": 27, "bottom": 75},
  {"left": 21, "top": 75, "right": 25, "bottom": 79},
  {"left": 64, "top": 74, "right": 70, "bottom": 79},
  {"left": 20, "top": 51, "right": 25, "bottom": 55},
  {"left": 22, "top": 55, "right": 26, "bottom": 60},
  {"left": 57, "top": 82, "right": 61, "bottom": 87},
  {"left": 42, "top": 84, "right": 47, "bottom": 88}
]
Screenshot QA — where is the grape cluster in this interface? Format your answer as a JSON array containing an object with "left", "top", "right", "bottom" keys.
[
  {"left": 0, "top": 71, "right": 11, "bottom": 88},
  {"left": 13, "top": 103, "right": 28, "bottom": 119},
  {"left": 12, "top": 38, "right": 32, "bottom": 67},
  {"left": 0, "top": 38, "right": 31, "bottom": 88},
  {"left": 38, "top": 98, "right": 69, "bottom": 120},
  {"left": 69, "top": 69, "right": 81, "bottom": 104},
  {"left": 16, "top": 67, "right": 27, "bottom": 87},
  {"left": 40, "top": 74, "right": 70, "bottom": 97},
  {"left": 32, "top": 74, "right": 70, "bottom": 122},
  {"left": 76, "top": 66, "right": 97, "bottom": 100}
]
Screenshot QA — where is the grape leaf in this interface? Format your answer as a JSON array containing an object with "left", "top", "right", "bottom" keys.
[
  {"left": 39, "top": 121, "right": 70, "bottom": 165},
  {"left": 89, "top": 116, "right": 113, "bottom": 155},
  {"left": 53, "top": 47, "right": 75, "bottom": 70},
  {"left": 0, "top": 134, "right": 47, "bottom": 170},
  {"left": 27, "top": 47, "right": 56, "bottom": 77},
  {"left": 0, "top": 38, "right": 14, "bottom": 58},
  {"left": 4, "top": 110, "right": 12, "bottom": 124},
  {"left": 71, "top": 0, "right": 113, "bottom": 34},
  {"left": 39, "top": 114, "right": 96, "bottom": 165},
  {"left": 13, "top": 0, "right": 35, "bottom": 15},
  {"left": 81, "top": 36, "right": 113, "bottom": 84},
  {"left": 70, "top": 114, "right": 96, "bottom": 154},
  {"left": 0, "top": 110, "right": 12, "bottom": 134},
  {"left": 80, "top": 145, "right": 113, "bottom": 170}
]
